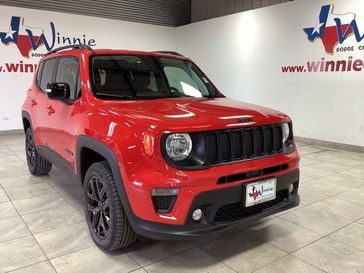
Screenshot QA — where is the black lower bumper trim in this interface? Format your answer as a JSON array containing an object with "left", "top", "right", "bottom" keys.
[{"left": 131, "top": 170, "right": 300, "bottom": 240}]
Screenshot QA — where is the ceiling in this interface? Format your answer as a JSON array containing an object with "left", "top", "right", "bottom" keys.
[
  {"left": 0, "top": 0, "right": 293, "bottom": 27},
  {"left": 191, "top": 0, "right": 292, "bottom": 23},
  {"left": 0, "top": 0, "right": 192, "bottom": 27}
]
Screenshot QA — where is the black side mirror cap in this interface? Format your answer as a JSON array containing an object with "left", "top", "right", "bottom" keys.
[{"left": 46, "top": 83, "right": 70, "bottom": 101}]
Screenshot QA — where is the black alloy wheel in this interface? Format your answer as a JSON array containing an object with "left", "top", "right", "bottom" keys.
[
  {"left": 26, "top": 131, "right": 36, "bottom": 168},
  {"left": 86, "top": 175, "right": 111, "bottom": 240},
  {"left": 84, "top": 161, "right": 137, "bottom": 251},
  {"left": 25, "top": 127, "right": 52, "bottom": 175}
]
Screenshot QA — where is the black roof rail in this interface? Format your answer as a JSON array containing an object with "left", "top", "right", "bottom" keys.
[
  {"left": 45, "top": 44, "right": 93, "bottom": 56},
  {"left": 153, "top": 51, "right": 183, "bottom": 56}
]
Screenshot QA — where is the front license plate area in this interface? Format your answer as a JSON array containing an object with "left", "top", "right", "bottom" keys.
[{"left": 245, "top": 178, "right": 277, "bottom": 207}]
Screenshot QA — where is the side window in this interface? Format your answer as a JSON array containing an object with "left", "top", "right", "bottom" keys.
[
  {"left": 39, "top": 59, "right": 58, "bottom": 92},
  {"left": 56, "top": 58, "right": 80, "bottom": 100},
  {"left": 36, "top": 62, "right": 44, "bottom": 87}
]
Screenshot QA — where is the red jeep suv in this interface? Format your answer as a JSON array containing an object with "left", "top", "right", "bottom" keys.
[{"left": 22, "top": 45, "right": 300, "bottom": 251}]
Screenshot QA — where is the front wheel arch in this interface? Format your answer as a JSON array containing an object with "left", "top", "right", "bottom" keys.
[{"left": 76, "top": 136, "right": 137, "bottom": 230}]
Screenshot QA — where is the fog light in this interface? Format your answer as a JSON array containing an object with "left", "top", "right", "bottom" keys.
[
  {"left": 289, "top": 184, "right": 294, "bottom": 194},
  {"left": 192, "top": 209, "right": 203, "bottom": 221}
]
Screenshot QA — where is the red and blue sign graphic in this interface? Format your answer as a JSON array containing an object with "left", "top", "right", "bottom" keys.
[
  {"left": 304, "top": 5, "right": 364, "bottom": 54},
  {"left": 0, "top": 16, "right": 96, "bottom": 58},
  {"left": 248, "top": 186, "right": 263, "bottom": 201},
  {"left": 0, "top": 16, "right": 54, "bottom": 58}
]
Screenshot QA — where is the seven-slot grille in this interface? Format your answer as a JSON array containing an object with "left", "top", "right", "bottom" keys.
[{"left": 203, "top": 124, "right": 283, "bottom": 166}]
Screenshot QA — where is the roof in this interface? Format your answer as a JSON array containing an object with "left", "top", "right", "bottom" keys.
[{"left": 44, "top": 45, "right": 187, "bottom": 60}]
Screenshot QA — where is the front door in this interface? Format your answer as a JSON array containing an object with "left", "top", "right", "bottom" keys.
[
  {"left": 30, "top": 58, "right": 58, "bottom": 147},
  {"left": 44, "top": 57, "right": 83, "bottom": 170}
]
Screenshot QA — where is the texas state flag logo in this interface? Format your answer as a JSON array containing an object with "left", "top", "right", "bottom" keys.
[
  {"left": 0, "top": 16, "right": 53, "bottom": 58},
  {"left": 304, "top": 5, "right": 363, "bottom": 54}
]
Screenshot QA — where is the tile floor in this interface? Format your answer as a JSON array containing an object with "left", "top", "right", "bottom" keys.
[{"left": 0, "top": 134, "right": 363, "bottom": 273}]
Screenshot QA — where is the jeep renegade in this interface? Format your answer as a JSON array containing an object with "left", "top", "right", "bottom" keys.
[{"left": 22, "top": 45, "right": 300, "bottom": 251}]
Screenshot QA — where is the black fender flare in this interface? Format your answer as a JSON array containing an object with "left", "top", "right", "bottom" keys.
[
  {"left": 76, "top": 135, "right": 140, "bottom": 230},
  {"left": 21, "top": 110, "right": 33, "bottom": 132}
]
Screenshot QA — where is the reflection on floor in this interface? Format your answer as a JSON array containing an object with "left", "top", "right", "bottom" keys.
[{"left": 0, "top": 134, "right": 363, "bottom": 273}]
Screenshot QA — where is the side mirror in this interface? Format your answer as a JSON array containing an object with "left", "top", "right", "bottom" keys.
[{"left": 46, "top": 83, "right": 70, "bottom": 101}]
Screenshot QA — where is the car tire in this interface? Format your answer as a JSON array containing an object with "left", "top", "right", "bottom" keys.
[
  {"left": 25, "top": 127, "right": 52, "bottom": 175},
  {"left": 84, "top": 161, "right": 137, "bottom": 251}
]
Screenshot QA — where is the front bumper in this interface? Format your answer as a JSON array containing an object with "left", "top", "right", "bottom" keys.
[
  {"left": 130, "top": 170, "right": 300, "bottom": 240},
  {"left": 125, "top": 150, "right": 299, "bottom": 225}
]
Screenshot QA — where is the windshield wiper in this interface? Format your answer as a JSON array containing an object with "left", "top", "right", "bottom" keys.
[
  {"left": 161, "top": 88, "right": 193, "bottom": 98},
  {"left": 96, "top": 93, "right": 136, "bottom": 100}
]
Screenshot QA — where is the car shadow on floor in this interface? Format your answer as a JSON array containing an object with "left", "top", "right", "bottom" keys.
[
  {"left": 46, "top": 167, "right": 84, "bottom": 211},
  {"left": 45, "top": 166, "right": 289, "bottom": 271}
]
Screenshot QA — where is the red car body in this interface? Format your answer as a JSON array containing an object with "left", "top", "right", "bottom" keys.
[{"left": 22, "top": 48, "right": 300, "bottom": 239}]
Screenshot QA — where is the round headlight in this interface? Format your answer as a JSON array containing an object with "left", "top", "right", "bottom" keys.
[
  {"left": 165, "top": 133, "right": 192, "bottom": 161},
  {"left": 282, "top": 123, "right": 290, "bottom": 143}
]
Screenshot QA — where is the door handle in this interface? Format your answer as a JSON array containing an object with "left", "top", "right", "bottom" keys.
[
  {"left": 47, "top": 105, "right": 55, "bottom": 115},
  {"left": 31, "top": 99, "right": 37, "bottom": 107}
]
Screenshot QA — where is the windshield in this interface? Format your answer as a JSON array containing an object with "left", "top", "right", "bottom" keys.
[{"left": 90, "top": 55, "right": 221, "bottom": 100}]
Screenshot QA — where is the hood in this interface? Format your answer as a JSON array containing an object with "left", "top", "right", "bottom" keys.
[{"left": 101, "top": 97, "right": 290, "bottom": 132}]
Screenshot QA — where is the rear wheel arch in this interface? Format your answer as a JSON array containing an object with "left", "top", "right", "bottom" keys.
[
  {"left": 21, "top": 111, "right": 32, "bottom": 133},
  {"left": 23, "top": 118, "right": 31, "bottom": 132}
]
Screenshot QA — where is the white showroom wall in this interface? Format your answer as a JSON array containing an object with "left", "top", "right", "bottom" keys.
[
  {"left": 0, "top": 5, "right": 175, "bottom": 131},
  {"left": 176, "top": 0, "right": 364, "bottom": 147},
  {"left": 1, "top": 1, "right": 364, "bottom": 148}
]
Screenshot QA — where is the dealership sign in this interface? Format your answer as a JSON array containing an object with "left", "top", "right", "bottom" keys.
[
  {"left": 281, "top": 4, "right": 364, "bottom": 73},
  {"left": 304, "top": 4, "right": 364, "bottom": 55},
  {"left": 0, "top": 16, "right": 96, "bottom": 58}
]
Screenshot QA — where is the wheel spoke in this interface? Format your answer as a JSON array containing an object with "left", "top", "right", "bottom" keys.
[
  {"left": 101, "top": 222, "right": 108, "bottom": 235},
  {"left": 85, "top": 174, "right": 111, "bottom": 240},
  {"left": 103, "top": 213, "right": 110, "bottom": 229},
  {"left": 25, "top": 133, "right": 35, "bottom": 167},
  {"left": 87, "top": 204, "right": 95, "bottom": 213},
  {"left": 98, "top": 186, "right": 106, "bottom": 201},
  {"left": 102, "top": 199, "right": 110, "bottom": 210},
  {"left": 90, "top": 179, "right": 100, "bottom": 202},
  {"left": 91, "top": 213, "right": 98, "bottom": 229},
  {"left": 97, "top": 213, "right": 104, "bottom": 237},
  {"left": 87, "top": 191, "right": 99, "bottom": 202}
]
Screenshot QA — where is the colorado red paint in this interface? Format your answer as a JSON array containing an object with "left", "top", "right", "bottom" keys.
[{"left": 22, "top": 48, "right": 300, "bottom": 230}]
